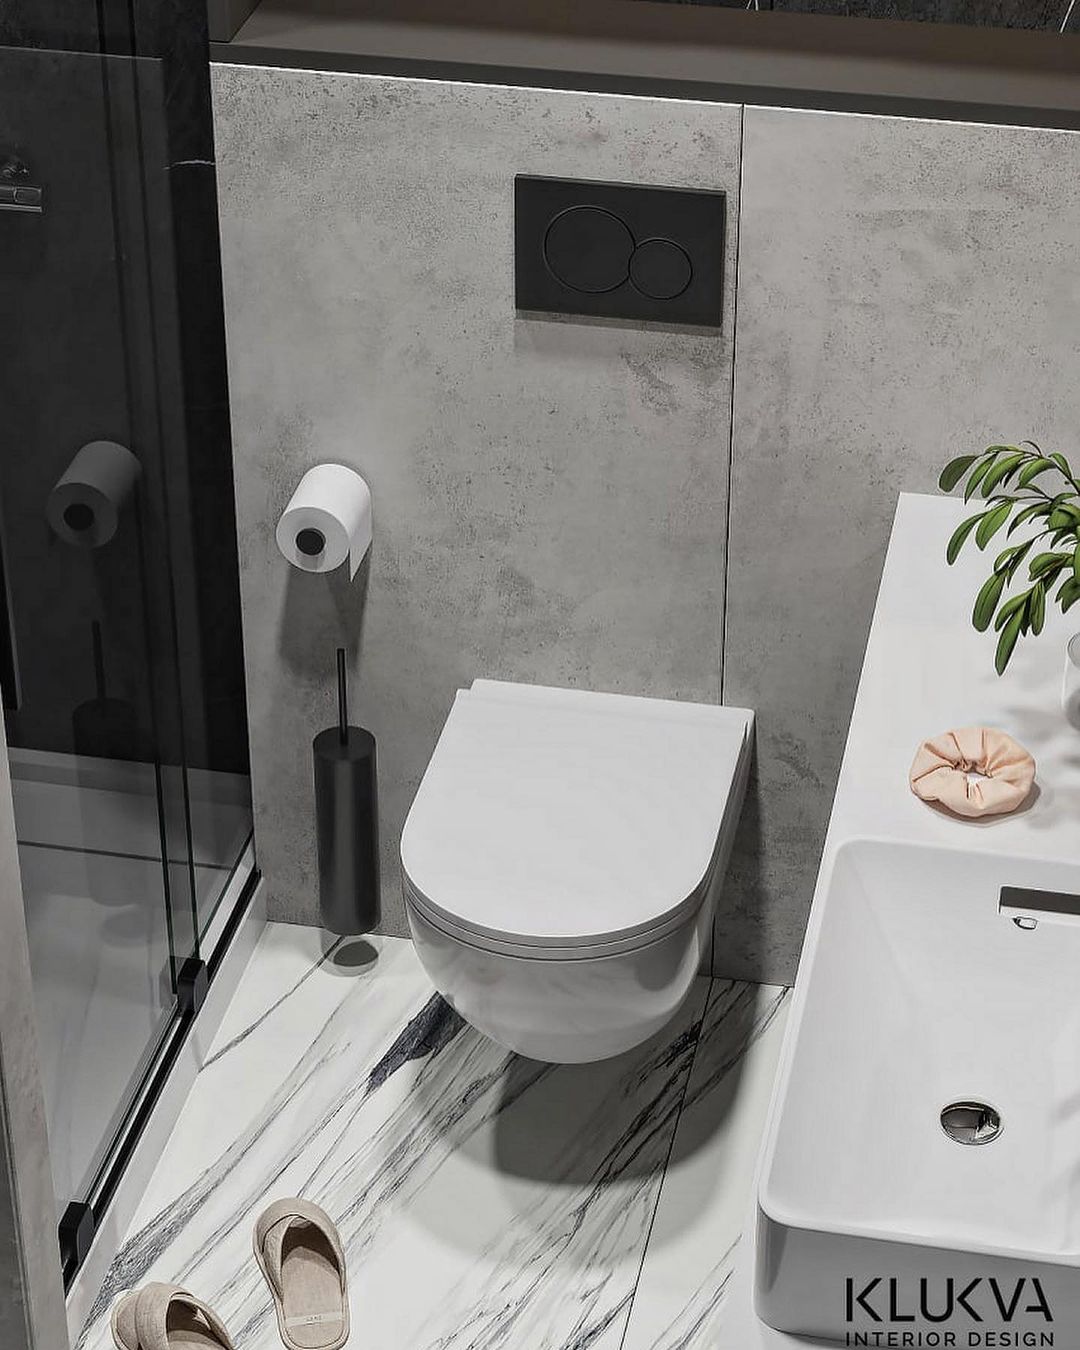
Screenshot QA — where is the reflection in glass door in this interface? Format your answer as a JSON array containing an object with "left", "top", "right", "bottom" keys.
[{"left": 0, "top": 0, "right": 253, "bottom": 1287}]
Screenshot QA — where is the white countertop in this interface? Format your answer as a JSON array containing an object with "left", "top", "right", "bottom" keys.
[{"left": 825, "top": 491, "right": 1080, "bottom": 868}]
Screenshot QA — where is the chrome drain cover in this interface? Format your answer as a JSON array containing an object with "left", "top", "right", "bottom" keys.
[{"left": 940, "top": 1101, "right": 1001, "bottom": 1146}]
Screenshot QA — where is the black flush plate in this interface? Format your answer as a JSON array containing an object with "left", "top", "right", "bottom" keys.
[{"left": 515, "top": 176, "right": 725, "bottom": 327}]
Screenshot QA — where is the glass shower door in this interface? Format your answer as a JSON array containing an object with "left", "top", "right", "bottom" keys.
[{"left": 0, "top": 32, "right": 203, "bottom": 1282}]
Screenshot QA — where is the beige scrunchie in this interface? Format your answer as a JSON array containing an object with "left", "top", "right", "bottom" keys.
[{"left": 909, "top": 726, "right": 1035, "bottom": 818}]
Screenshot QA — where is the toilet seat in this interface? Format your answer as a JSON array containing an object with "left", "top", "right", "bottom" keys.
[{"left": 400, "top": 680, "right": 753, "bottom": 960}]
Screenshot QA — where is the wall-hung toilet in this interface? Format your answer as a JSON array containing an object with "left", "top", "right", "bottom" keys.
[{"left": 400, "top": 680, "right": 753, "bottom": 1063}]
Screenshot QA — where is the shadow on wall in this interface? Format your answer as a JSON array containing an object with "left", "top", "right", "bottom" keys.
[
  {"left": 278, "top": 552, "right": 373, "bottom": 678},
  {"left": 721, "top": 768, "right": 771, "bottom": 978}
]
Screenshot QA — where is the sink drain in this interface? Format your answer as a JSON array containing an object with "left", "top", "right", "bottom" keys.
[{"left": 940, "top": 1101, "right": 1001, "bottom": 1146}]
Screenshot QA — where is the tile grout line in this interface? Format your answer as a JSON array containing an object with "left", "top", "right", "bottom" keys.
[
  {"left": 616, "top": 975, "right": 717, "bottom": 1350},
  {"left": 711, "top": 101, "right": 747, "bottom": 979},
  {"left": 202, "top": 935, "right": 344, "bottom": 1067},
  {"left": 718, "top": 100, "right": 746, "bottom": 714}
]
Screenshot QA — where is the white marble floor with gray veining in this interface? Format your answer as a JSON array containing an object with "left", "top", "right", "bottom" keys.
[{"left": 74, "top": 924, "right": 787, "bottom": 1350}]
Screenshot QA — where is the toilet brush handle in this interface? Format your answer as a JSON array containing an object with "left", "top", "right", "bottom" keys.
[{"left": 337, "top": 647, "right": 348, "bottom": 746}]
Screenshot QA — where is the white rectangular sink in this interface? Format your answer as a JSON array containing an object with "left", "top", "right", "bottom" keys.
[{"left": 756, "top": 838, "right": 1080, "bottom": 1342}]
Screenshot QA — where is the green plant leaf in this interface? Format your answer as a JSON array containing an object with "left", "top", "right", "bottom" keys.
[
  {"left": 938, "top": 455, "right": 978, "bottom": 492},
  {"left": 1029, "top": 551, "right": 1072, "bottom": 578},
  {"left": 994, "top": 540, "right": 1026, "bottom": 573},
  {"left": 964, "top": 455, "right": 998, "bottom": 502},
  {"left": 946, "top": 512, "right": 985, "bottom": 564},
  {"left": 1004, "top": 539, "right": 1035, "bottom": 580},
  {"left": 994, "top": 593, "right": 1028, "bottom": 631},
  {"left": 995, "top": 538, "right": 1035, "bottom": 575},
  {"left": 1038, "top": 565, "right": 1068, "bottom": 595},
  {"left": 995, "top": 608, "right": 1024, "bottom": 675},
  {"left": 1017, "top": 457, "right": 1056, "bottom": 488},
  {"left": 974, "top": 501, "right": 1013, "bottom": 549},
  {"left": 1007, "top": 501, "right": 1051, "bottom": 535},
  {"left": 1030, "top": 581, "right": 1046, "bottom": 635},
  {"left": 973, "top": 571, "right": 1007, "bottom": 632},
  {"left": 981, "top": 453, "right": 1026, "bottom": 497},
  {"left": 942, "top": 441, "right": 1080, "bottom": 677},
  {"left": 1059, "top": 579, "right": 1080, "bottom": 613}
]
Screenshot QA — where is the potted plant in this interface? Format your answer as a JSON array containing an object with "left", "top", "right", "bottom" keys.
[{"left": 938, "top": 442, "right": 1080, "bottom": 674}]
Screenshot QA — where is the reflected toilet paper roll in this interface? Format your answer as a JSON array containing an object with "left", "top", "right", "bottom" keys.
[
  {"left": 276, "top": 463, "right": 373, "bottom": 579},
  {"left": 47, "top": 440, "right": 141, "bottom": 548}
]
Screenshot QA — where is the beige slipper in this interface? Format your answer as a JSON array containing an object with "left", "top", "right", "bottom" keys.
[
  {"left": 111, "top": 1283, "right": 234, "bottom": 1350},
  {"left": 254, "top": 1198, "right": 350, "bottom": 1350}
]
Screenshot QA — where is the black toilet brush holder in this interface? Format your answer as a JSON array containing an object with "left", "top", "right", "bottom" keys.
[
  {"left": 72, "top": 620, "right": 142, "bottom": 760},
  {"left": 313, "top": 648, "right": 380, "bottom": 935}
]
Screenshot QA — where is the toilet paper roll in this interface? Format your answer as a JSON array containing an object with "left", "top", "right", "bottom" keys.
[
  {"left": 276, "top": 463, "right": 373, "bottom": 579},
  {"left": 46, "top": 441, "right": 141, "bottom": 548}
]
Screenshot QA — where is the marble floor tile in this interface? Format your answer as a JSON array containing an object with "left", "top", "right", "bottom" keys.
[
  {"left": 621, "top": 980, "right": 789, "bottom": 1350},
  {"left": 75, "top": 926, "right": 728, "bottom": 1350}
]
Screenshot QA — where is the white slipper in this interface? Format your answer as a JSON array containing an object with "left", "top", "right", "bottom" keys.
[
  {"left": 253, "top": 1198, "right": 350, "bottom": 1350},
  {"left": 110, "top": 1283, "right": 234, "bottom": 1350}
]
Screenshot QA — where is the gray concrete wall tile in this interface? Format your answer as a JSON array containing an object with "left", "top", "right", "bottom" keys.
[
  {"left": 722, "top": 107, "right": 1080, "bottom": 982},
  {"left": 212, "top": 67, "right": 740, "bottom": 936}
]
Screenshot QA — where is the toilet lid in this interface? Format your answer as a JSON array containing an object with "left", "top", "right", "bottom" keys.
[{"left": 400, "top": 680, "right": 753, "bottom": 951}]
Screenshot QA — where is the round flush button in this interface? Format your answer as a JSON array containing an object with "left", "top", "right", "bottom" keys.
[
  {"left": 543, "top": 206, "right": 635, "bottom": 294},
  {"left": 629, "top": 237, "right": 693, "bottom": 301}
]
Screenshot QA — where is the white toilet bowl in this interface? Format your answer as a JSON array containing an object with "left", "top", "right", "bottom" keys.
[{"left": 400, "top": 680, "right": 753, "bottom": 1063}]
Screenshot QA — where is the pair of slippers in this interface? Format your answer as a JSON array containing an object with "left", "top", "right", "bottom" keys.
[{"left": 111, "top": 1199, "right": 349, "bottom": 1350}]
